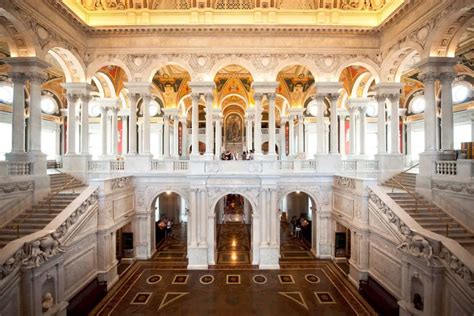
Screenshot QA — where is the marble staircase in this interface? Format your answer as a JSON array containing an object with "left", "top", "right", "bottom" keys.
[
  {"left": 383, "top": 172, "right": 474, "bottom": 254},
  {"left": 0, "top": 173, "right": 84, "bottom": 248}
]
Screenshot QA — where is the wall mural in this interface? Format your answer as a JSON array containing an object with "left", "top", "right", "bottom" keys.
[{"left": 225, "top": 113, "right": 243, "bottom": 144}]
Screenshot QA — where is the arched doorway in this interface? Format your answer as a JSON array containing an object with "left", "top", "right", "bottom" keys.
[
  {"left": 213, "top": 194, "right": 253, "bottom": 265},
  {"left": 151, "top": 191, "right": 188, "bottom": 263},
  {"left": 279, "top": 191, "right": 317, "bottom": 263}
]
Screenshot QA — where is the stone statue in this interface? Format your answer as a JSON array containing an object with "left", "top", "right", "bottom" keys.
[{"left": 42, "top": 292, "right": 54, "bottom": 312}]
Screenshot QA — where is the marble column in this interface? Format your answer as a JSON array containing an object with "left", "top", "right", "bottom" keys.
[
  {"left": 289, "top": 115, "right": 295, "bottom": 156},
  {"left": 389, "top": 94, "right": 400, "bottom": 154},
  {"left": 128, "top": 94, "right": 138, "bottom": 154},
  {"left": 359, "top": 105, "right": 367, "bottom": 155},
  {"left": 121, "top": 115, "right": 128, "bottom": 155},
  {"left": 173, "top": 115, "right": 179, "bottom": 158},
  {"left": 111, "top": 107, "right": 119, "bottom": 156},
  {"left": 190, "top": 189, "right": 198, "bottom": 246},
  {"left": 420, "top": 72, "right": 438, "bottom": 152},
  {"left": 280, "top": 116, "right": 288, "bottom": 159},
  {"left": 329, "top": 94, "right": 339, "bottom": 154},
  {"left": 270, "top": 189, "right": 278, "bottom": 245},
  {"left": 268, "top": 93, "right": 276, "bottom": 156},
  {"left": 10, "top": 74, "right": 26, "bottom": 153},
  {"left": 80, "top": 95, "right": 90, "bottom": 155},
  {"left": 215, "top": 114, "right": 222, "bottom": 159},
  {"left": 205, "top": 93, "right": 214, "bottom": 158},
  {"left": 27, "top": 74, "right": 44, "bottom": 153},
  {"left": 266, "top": 189, "right": 271, "bottom": 244},
  {"left": 246, "top": 113, "right": 253, "bottom": 151},
  {"left": 66, "top": 94, "right": 77, "bottom": 155},
  {"left": 260, "top": 189, "right": 267, "bottom": 245},
  {"left": 191, "top": 93, "right": 200, "bottom": 157},
  {"left": 349, "top": 106, "right": 357, "bottom": 155},
  {"left": 180, "top": 118, "right": 188, "bottom": 158},
  {"left": 338, "top": 114, "right": 346, "bottom": 155},
  {"left": 199, "top": 189, "right": 207, "bottom": 245},
  {"left": 142, "top": 95, "right": 151, "bottom": 155},
  {"left": 254, "top": 93, "right": 263, "bottom": 156},
  {"left": 100, "top": 107, "right": 108, "bottom": 156},
  {"left": 316, "top": 96, "right": 325, "bottom": 154},
  {"left": 163, "top": 115, "right": 170, "bottom": 158},
  {"left": 376, "top": 95, "right": 386, "bottom": 154},
  {"left": 440, "top": 72, "right": 456, "bottom": 151},
  {"left": 297, "top": 114, "right": 304, "bottom": 155}
]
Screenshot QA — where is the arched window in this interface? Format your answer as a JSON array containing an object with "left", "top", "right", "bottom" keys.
[
  {"left": 40, "top": 95, "right": 58, "bottom": 114},
  {"left": 409, "top": 95, "right": 426, "bottom": 114},
  {"left": 0, "top": 85, "right": 13, "bottom": 104},
  {"left": 452, "top": 81, "right": 471, "bottom": 104}
]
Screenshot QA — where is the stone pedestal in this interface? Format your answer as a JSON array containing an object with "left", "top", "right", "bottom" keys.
[
  {"left": 259, "top": 246, "right": 280, "bottom": 269},
  {"left": 348, "top": 260, "right": 368, "bottom": 289},
  {"left": 314, "top": 153, "right": 340, "bottom": 174},
  {"left": 375, "top": 153, "right": 404, "bottom": 183},
  {"left": 62, "top": 154, "right": 90, "bottom": 184},
  {"left": 187, "top": 246, "right": 208, "bottom": 269}
]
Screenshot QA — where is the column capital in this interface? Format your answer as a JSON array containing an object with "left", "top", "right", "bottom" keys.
[
  {"left": 8, "top": 72, "right": 28, "bottom": 84},
  {"left": 267, "top": 92, "right": 276, "bottom": 103},
  {"left": 439, "top": 71, "right": 457, "bottom": 83},
  {"left": 418, "top": 71, "right": 438, "bottom": 84},
  {"left": 280, "top": 115, "right": 288, "bottom": 124},
  {"left": 27, "top": 72, "right": 47, "bottom": 84},
  {"left": 66, "top": 93, "right": 79, "bottom": 103},
  {"left": 204, "top": 92, "right": 213, "bottom": 103},
  {"left": 61, "top": 82, "right": 93, "bottom": 95},
  {"left": 191, "top": 93, "right": 201, "bottom": 104},
  {"left": 254, "top": 92, "right": 264, "bottom": 102}
]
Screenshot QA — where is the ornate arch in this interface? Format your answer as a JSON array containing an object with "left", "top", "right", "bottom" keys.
[
  {"left": 45, "top": 46, "right": 86, "bottom": 83},
  {"left": 381, "top": 43, "right": 422, "bottom": 82},
  {"left": 334, "top": 58, "right": 381, "bottom": 83},
  {"left": 271, "top": 59, "right": 319, "bottom": 81},
  {"left": 278, "top": 187, "right": 321, "bottom": 212},
  {"left": 144, "top": 60, "right": 195, "bottom": 83},
  {"left": 86, "top": 57, "right": 132, "bottom": 83},
  {"left": 146, "top": 187, "right": 190, "bottom": 214},
  {"left": 0, "top": 8, "right": 39, "bottom": 57},
  {"left": 423, "top": 4, "right": 474, "bottom": 58},
  {"left": 208, "top": 58, "right": 258, "bottom": 81},
  {"left": 208, "top": 189, "right": 259, "bottom": 217}
]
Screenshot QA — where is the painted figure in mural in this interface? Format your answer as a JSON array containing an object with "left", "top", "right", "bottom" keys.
[{"left": 226, "top": 114, "right": 242, "bottom": 143}]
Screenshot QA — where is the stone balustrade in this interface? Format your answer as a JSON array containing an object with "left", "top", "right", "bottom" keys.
[
  {"left": 0, "top": 186, "right": 99, "bottom": 280},
  {"left": 339, "top": 159, "right": 379, "bottom": 178},
  {"left": 368, "top": 185, "right": 474, "bottom": 291},
  {"left": 433, "top": 159, "right": 473, "bottom": 182},
  {"left": 4, "top": 162, "right": 33, "bottom": 176}
]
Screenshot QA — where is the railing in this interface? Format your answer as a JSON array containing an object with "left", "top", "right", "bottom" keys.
[
  {"left": 277, "top": 160, "right": 294, "bottom": 171},
  {"left": 435, "top": 161, "right": 457, "bottom": 175},
  {"left": 7, "top": 162, "right": 32, "bottom": 176},
  {"left": 151, "top": 160, "right": 166, "bottom": 171},
  {"left": 300, "top": 160, "right": 317, "bottom": 170},
  {"left": 173, "top": 161, "right": 189, "bottom": 171},
  {"left": 340, "top": 159, "right": 379, "bottom": 173},
  {"left": 88, "top": 160, "right": 125, "bottom": 172},
  {"left": 110, "top": 160, "right": 125, "bottom": 171},
  {"left": 0, "top": 186, "right": 99, "bottom": 280},
  {"left": 368, "top": 186, "right": 474, "bottom": 290}
]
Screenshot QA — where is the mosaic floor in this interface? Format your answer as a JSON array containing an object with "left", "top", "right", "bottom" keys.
[
  {"left": 216, "top": 223, "right": 251, "bottom": 265},
  {"left": 280, "top": 223, "right": 317, "bottom": 263},
  {"left": 152, "top": 223, "right": 188, "bottom": 266},
  {"left": 91, "top": 261, "right": 376, "bottom": 316}
]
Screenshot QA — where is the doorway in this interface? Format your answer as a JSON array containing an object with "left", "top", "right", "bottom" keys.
[{"left": 214, "top": 194, "right": 252, "bottom": 265}]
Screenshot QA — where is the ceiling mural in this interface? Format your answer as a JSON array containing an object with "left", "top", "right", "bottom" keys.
[
  {"left": 152, "top": 65, "right": 191, "bottom": 108},
  {"left": 79, "top": 0, "right": 390, "bottom": 11},
  {"left": 277, "top": 65, "right": 315, "bottom": 109},
  {"left": 97, "top": 65, "right": 128, "bottom": 97}
]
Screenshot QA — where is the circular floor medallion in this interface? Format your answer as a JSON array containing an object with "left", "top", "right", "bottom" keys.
[
  {"left": 146, "top": 275, "right": 162, "bottom": 284},
  {"left": 305, "top": 274, "right": 320, "bottom": 284},
  {"left": 200, "top": 275, "right": 215, "bottom": 285},
  {"left": 253, "top": 274, "right": 267, "bottom": 284}
]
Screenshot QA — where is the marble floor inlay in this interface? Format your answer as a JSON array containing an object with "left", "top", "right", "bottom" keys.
[{"left": 91, "top": 261, "right": 376, "bottom": 315}]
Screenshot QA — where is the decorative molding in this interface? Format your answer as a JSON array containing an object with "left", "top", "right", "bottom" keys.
[
  {"left": 334, "top": 176, "right": 356, "bottom": 190},
  {"left": 368, "top": 188, "right": 473, "bottom": 289},
  {"left": 111, "top": 176, "right": 132, "bottom": 190},
  {"left": 432, "top": 180, "right": 474, "bottom": 196},
  {"left": 0, "top": 181, "right": 34, "bottom": 194}
]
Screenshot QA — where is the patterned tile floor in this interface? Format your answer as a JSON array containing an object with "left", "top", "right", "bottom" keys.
[{"left": 91, "top": 261, "right": 376, "bottom": 316}]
